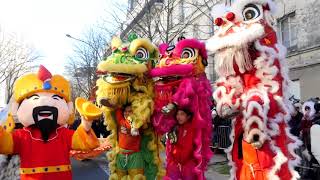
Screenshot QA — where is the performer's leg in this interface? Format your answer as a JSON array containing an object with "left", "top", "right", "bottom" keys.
[
  {"left": 116, "top": 169, "right": 128, "bottom": 179},
  {"left": 165, "top": 160, "right": 182, "bottom": 179},
  {"left": 181, "top": 160, "right": 198, "bottom": 180},
  {"left": 127, "top": 151, "right": 145, "bottom": 179},
  {"left": 232, "top": 117, "right": 244, "bottom": 179},
  {"left": 116, "top": 154, "right": 129, "bottom": 179},
  {"left": 128, "top": 169, "right": 145, "bottom": 180},
  {"left": 240, "top": 140, "right": 272, "bottom": 180}
]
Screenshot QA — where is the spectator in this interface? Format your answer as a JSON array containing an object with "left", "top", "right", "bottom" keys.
[
  {"left": 288, "top": 102, "right": 303, "bottom": 137},
  {"left": 91, "top": 117, "right": 109, "bottom": 138},
  {"left": 69, "top": 117, "right": 81, "bottom": 130}
]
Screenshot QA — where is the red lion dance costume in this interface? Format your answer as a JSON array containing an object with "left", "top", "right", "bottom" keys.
[
  {"left": 207, "top": 0, "right": 301, "bottom": 180},
  {"left": 150, "top": 38, "right": 213, "bottom": 179}
]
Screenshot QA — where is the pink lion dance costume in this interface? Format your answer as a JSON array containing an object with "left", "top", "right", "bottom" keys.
[
  {"left": 206, "top": 0, "right": 301, "bottom": 180},
  {"left": 150, "top": 38, "right": 213, "bottom": 179}
]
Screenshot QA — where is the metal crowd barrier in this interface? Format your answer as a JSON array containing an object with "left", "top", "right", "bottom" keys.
[{"left": 212, "top": 125, "right": 232, "bottom": 150}]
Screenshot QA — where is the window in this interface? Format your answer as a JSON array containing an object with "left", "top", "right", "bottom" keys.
[
  {"left": 179, "top": 0, "right": 185, "bottom": 22},
  {"left": 192, "top": 0, "right": 198, "bottom": 6},
  {"left": 289, "top": 80, "right": 301, "bottom": 100},
  {"left": 278, "top": 12, "right": 297, "bottom": 50},
  {"left": 128, "top": 0, "right": 135, "bottom": 11},
  {"left": 227, "top": 0, "right": 235, "bottom": 6},
  {"left": 193, "top": 24, "right": 199, "bottom": 38}
]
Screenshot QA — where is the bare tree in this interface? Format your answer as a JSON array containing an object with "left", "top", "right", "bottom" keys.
[
  {"left": 103, "top": 0, "right": 223, "bottom": 44},
  {"left": 0, "top": 30, "right": 41, "bottom": 103},
  {"left": 65, "top": 28, "right": 108, "bottom": 100},
  {"left": 65, "top": 0, "right": 228, "bottom": 98},
  {"left": 4, "top": 52, "right": 39, "bottom": 103}
]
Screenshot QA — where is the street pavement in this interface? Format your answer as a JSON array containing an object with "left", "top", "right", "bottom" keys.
[
  {"left": 205, "top": 154, "right": 230, "bottom": 180},
  {"left": 71, "top": 155, "right": 109, "bottom": 180},
  {"left": 71, "top": 153, "right": 230, "bottom": 180}
]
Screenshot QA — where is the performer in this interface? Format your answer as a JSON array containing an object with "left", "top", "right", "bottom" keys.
[
  {"left": 207, "top": 0, "right": 301, "bottom": 179},
  {"left": 0, "top": 65, "right": 102, "bottom": 180},
  {"left": 96, "top": 34, "right": 164, "bottom": 180},
  {"left": 150, "top": 37, "right": 213, "bottom": 180},
  {"left": 115, "top": 105, "right": 145, "bottom": 179},
  {"left": 165, "top": 109, "right": 199, "bottom": 180}
]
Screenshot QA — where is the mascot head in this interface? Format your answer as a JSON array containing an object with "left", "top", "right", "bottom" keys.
[
  {"left": 150, "top": 37, "right": 208, "bottom": 83},
  {"left": 207, "top": 0, "right": 278, "bottom": 77},
  {"left": 11, "top": 65, "right": 74, "bottom": 141},
  {"left": 96, "top": 34, "right": 158, "bottom": 108},
  {"left": 302, "top": 97, "right": 320, "bottom": 121}
]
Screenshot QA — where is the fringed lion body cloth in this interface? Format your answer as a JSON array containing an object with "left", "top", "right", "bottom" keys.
[
  {"left": 96, "top": 34, "right": 164, "bottom": 180},
  {"left": 150, "top": 38, "right": 213, "bottom": 179},
  {"left": 207, "top": 0, "right": 301, "bottom": 180}
]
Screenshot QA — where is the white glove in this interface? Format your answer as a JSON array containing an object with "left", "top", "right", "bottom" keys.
[
  {"left": 131, "top": 128, "right": 139, "bottom": 136},
  {"left": 212, "top": 109, "right": 217, "bottom": 119},
  {"left": 161, "top": 103, "right": 176, "bottom": 114}
]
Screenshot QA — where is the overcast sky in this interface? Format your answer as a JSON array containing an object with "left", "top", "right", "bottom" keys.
[{"left": 0, "top": 0, "right": 126, "bottom": 74}]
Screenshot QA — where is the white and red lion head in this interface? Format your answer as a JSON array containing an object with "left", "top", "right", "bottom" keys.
[{"left": 207, "top": 1, "right": 301, "bottom": 179}]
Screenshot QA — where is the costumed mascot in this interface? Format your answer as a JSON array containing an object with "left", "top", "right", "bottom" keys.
[
  {"left": 150, "top": 37, "right": 213, "bottom": 179},
  {"left": 0, "top": 65, "right": 102, "bottom": 180},
  {"left": 300, "top": 98, "right": 320, "bottom": 179},
  {"left": 96, "top": 34, "right": 164, "bottom": 180},
  {"left": 206, "top": 0, "right": 301, "bottom": 179}
]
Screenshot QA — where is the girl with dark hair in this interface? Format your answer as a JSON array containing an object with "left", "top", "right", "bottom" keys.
[{"left": 165, "top": 109, "right": 200, "bottom": 180}]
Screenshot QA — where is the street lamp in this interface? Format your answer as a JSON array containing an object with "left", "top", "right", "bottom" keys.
[
  {"left": 66, "top": 33, "right": 102, "bottom": 91},
  {"left": 65, "top": 34, "right": 102, "bottom": 60}
]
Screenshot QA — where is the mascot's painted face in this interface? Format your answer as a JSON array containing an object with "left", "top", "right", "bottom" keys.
[
  {"left": 14, "top": 92, "right": 73, "bottom": 141},
  {"left": 207, "top": 0, "right": 277, "bottom": 77},
  {"left": 96, "top": 34, "right": 158, "bottom": 107},
  {"left": 150, "top": 38, "right": 208, "bottom": 84},
  {"left": 97, "top": 34, "right": 159, "bottom": 84},
  {"left": 302, "top": 98, "right": 320, "bottom": 120}
]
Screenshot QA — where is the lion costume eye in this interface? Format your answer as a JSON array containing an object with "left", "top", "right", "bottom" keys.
[
  {"left": 242, "top": 4, "right": 261, "bottom": 21},
  {"left": 135, "top": 47, "right": 149, "bottom": 60},
  {"left": 181, "top": 48, "right": 196, "bottom": 59}
]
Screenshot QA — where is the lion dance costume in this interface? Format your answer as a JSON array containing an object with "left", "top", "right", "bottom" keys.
[
  {"left": 0, "top": 65, "right": 102, "bottom": 180},
  {"left": 96, "top": 34, "right": 164, "bottom": 179},
  {"left": 207, "top": 0, "right": 301, "bottom": 179},
  {"left": 150, "top": 38, "right": 213, "bottom": 179}
]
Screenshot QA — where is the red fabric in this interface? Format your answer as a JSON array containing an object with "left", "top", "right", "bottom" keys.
[
  {"left": 301, "top": 119, "right": 313, "bottom": 133},
  {"left": 165, "top": 159, "right": 198, "bottom": 180},
  {"left": 12, "top": 126, "right": 74, "bottom": 180},
  {"left": 274, "top": 122, "right": 293, "bottom": 178},
  {"left": 115, "top": 109, "right": 141, "bottom": 152},
  {"left": 38, "top": 65, "right": 52, "bottom": 81},
  {"left": 169, "top": 122, "right": 194, "bottom": 165},
  {"left": 243, "top": 73, "right": 260, "bottom": 90}
]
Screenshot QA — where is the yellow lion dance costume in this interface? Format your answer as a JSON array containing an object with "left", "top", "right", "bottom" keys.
[{"left": 96, "top": 34, "right": 164, "bottom": 180}]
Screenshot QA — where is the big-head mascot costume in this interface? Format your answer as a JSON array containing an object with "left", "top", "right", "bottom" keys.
[
  {"left": 96, "top": 34, "right": 164, "bottom": 180},
  {"left": 150, "top": 37, "right": 213, "bottom": 179},
  {"left": 0, "top": 65, "right": 102, "bottom": 180},
  {"left": 206, "top": 0, "right": 301, "bottom": 179},
  {"left": 301, "top": 98, "right": 320, "bottom": 174}
]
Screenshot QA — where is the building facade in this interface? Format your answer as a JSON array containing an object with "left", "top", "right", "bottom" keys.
[
  {"left": 124, "top": 0, "right": 320, "bottom": 101},
  {"left": 275, "top": 0, "right": 320, "bottom": 101}
]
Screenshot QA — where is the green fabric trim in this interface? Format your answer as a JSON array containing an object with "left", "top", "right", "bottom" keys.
[
  {"left": 141, "top": 134, "right": 158, "bottom": 180},
  {"left": 116, "top": 151, "right": 145, "bottom": 170}
]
